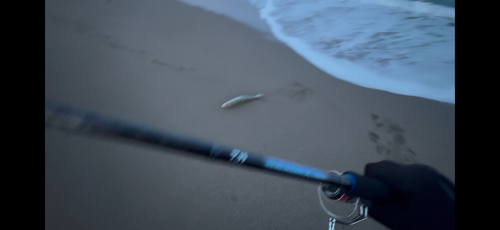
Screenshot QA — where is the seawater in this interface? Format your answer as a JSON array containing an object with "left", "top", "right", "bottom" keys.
[{"left": 179, "top": 0, "right": 455, "bottom": 104}]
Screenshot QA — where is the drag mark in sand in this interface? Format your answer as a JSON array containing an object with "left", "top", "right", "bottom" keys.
[
  {"left": 151, "top": 59, "right": 196, "bottom": 71},
  {"left": 49, "top": 14, "right": 95, "bottom": 35},
  {"left": 368, "top": 114, "right": 416, "bottom": 164},
  {"left": 48, "top": 14, "right": 196, "bottom": 73}
]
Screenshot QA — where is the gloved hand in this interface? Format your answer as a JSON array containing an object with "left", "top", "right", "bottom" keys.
[{"left": 363, "top": 160, "right": 455, "bottom": 230}]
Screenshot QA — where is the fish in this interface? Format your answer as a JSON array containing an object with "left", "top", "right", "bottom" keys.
[{"left": 221, "top": 94, "right": 264, "bottom": 108}]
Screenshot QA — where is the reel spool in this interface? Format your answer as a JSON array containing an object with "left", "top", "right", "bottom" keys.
[{"left": 318, "top": 170, "right": 369, "bottom": 226}]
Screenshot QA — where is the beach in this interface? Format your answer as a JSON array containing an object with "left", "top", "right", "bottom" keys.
[{"left": 45, "top": 0, "right": 455, "bottom": 229}]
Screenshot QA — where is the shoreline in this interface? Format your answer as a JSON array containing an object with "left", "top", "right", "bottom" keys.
[{"left": 178, "top": 0, "right": 455, "bottom": 104}]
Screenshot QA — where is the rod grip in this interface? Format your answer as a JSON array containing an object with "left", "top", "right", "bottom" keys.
[{"left": 343, "top": 172, "right": 394, "bottom": 204}]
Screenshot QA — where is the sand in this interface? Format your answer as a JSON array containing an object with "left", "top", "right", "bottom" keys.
[{"left": 45, "top": 0, "right": 455, "bottom": 229}]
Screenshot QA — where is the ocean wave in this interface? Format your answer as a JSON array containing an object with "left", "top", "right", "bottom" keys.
[{"left": 250, "top": 0, "right": 455, "bottom": 103}]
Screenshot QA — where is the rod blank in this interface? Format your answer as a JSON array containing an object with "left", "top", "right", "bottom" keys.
[{"left": 45, "top": 100, "right": 353, "bottom": 190}]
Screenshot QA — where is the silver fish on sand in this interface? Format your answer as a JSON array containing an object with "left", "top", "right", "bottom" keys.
[{"left": 221, "top": 94, "right": 264, "bottom": 108}]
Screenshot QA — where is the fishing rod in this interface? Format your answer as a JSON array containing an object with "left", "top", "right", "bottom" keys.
[{"left": 45, "top": 99, "right": 393, "bottom": 226}]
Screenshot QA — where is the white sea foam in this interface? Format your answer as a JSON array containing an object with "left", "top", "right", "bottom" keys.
[
  {"left": 249, "top": 0, "right": 455, "bottom": 103},
  {"left": 180, "top": 0, "right": 455, "bottom": 103}
]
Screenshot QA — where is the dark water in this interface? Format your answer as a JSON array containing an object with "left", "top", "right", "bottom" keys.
[{"left": 417, "top": 0, "right": 455, "bottom": 8}]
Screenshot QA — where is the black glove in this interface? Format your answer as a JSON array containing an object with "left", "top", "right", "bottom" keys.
[{"left": 363, "top": 160, "right": 455, "bottom": 230}]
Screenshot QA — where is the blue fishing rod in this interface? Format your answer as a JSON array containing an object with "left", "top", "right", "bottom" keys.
[{"left": 45, "top": 99, "right": 394, "bottom": 226}]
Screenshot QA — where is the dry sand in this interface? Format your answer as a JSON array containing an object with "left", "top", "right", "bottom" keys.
[{"left": 45, "top": 0, "right": 454, "bottom": 229}]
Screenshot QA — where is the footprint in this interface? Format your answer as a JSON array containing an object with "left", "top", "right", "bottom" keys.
[
  {"left": 278, "top": 82, "right": 314, "bottom": 102},
  {"left": 368, "top": 132, "right": 379, "bottom": 143},
  {"left": 394, "top": 133, "right": 405, "bottom": 145},
  {"left": 371, "top": 113, "right": 384, "bottom": 128},
  {"left": 387, "top": 124, "right": 405, "bottom": 134},
  {"left": 375, "top": 145, "right": 385, "bottom": 154},
  {"left": 368, "top": 114, "right": 416, "bottom": 164}
]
